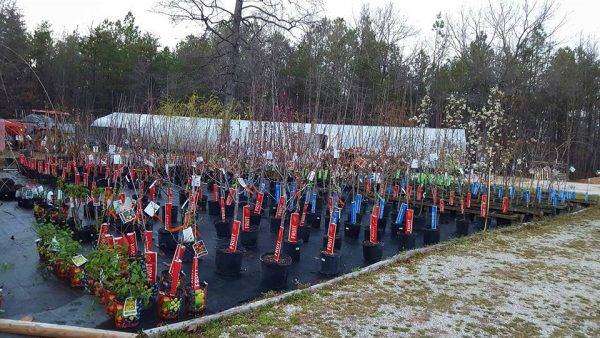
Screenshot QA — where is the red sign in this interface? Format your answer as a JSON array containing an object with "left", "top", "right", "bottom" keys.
[
  {"left": 191, "top": 256, "right": 200, "bottom": 290},
  {"left": 242, "top": 205, "right": 250, "bottom": 231},
  {"left": 450, "top": 191, "right": 455, "bottom": 205},
  {"left": 273, "top": 224, "right": 284, "bottom": 262},
  {"left": 433, "top": 188, "right": 438, "bottom": 204},
  {"left": 149, "top": 185, "right": 155, "bottom": 202},
  {"left": 288, "top": 213, "right": 299, "bottom": 242},
  {"left": 165, "top": 202, "right": 173, "bottom": 229},
  {"left": 365, "top": 179, "right": 371, "bottom": 194},
  {"left": 460, "top": 200, "right": 465, "bottom": 214},
  {"left": 100, "top": 234, "right": 114, "bottom": 246},
  {"left": 502, "top": 196, "right": 508, "bottom": 214},
  {"left": 440, "top": 199, "right": 445, "bottom": 213},
  {"left": 144, "top": 251, "right": 157, "bottom": 284},
  {"left": 393, "top": 184, "right": 399, "bottom": 198},
  {"left": 275, "top": 196, "right": 285, "bottom": 218},
  {"left": 74, "top": 173, "right": 81, "bottom": 185},
  {"left": 406, "top": 185, "right": 412, "bottom": 203},
  {"left": 126, "top": 232, "right": 137, "bottom": 256},
  {"left": 480, "top": 194, "right": 487, "bottom": 217},
  {"left": 219, "top": 197, "right": 226, "bottom": 222},
  {"left": 370, "top": 205, "right": 379, "bottom": 244},
  {"left": 300, "top": 203, "right": 308, "bottom": 227},
  {"left": 405, "top": 209, "right": 414, "bottom": 234},
  {"left": 169, "top": 259, "right": 182, "bottom": 296},
  {"left": 325, "top": 222, "right": 337, "bottom": 255},
  {"left": 226, "top": 188, "right": 235, "bottom": 206},
  {"left": 328, "top": 196, "right": 333, "bottom": 216},
  {"left": 144, "top": 230, "right": 153, "bottom": 252},
  {"left": 114, "top": 236, "right": 128, "bottom": 251},
  {"left": 254, "top": 192, "right": 264, "bottom": 214},
  {"left": 417, "top": 185, "right": 423, "bottom": 200},
  {"left": 228, "top": 220, "right": 241, "bottom": 253},
  {"left": 213, "top": 183, "right": 218, "bottom": 201},
  {"left": 466, "top": 192, "right": 471, "bottom": 209}
]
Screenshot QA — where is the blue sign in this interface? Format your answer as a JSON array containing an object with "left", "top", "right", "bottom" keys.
[
  {"left": 509, "top": 186, "right": 515, "bottom": 200},
  {"left": 379, "top": 199, "right": 384, "bottom": 219},
  {"left": 356, "top": 194, "right": 362, "bottom": 212},
  {"left": 536, "top": 186, "right": 542, "bottom": 205},
  {"left": 350, "top": 201, "right": 357, "bottom": 224},
  {"left": 525, "top": 191, "right": 530, "bottom": 207},
  {"left": 275, "top": 184, "right": 281, "bottom": 202},
  {"left": 396, "top": 203, "right": 407, "bottom": 225},
  {"left": 498, "top": 187, "right": 503, "bottom": 201},
  {"left": 333, "top": 210, "right": 339, "bottom": 224},
  {"left": 311, "top": 193, "right": 316, "bottom": 214},
  {"left": 431, "top": 205, "right": 438, "bottom": 230}
]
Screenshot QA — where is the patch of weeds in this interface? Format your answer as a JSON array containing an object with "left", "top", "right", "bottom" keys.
[
  {"left": 351, "top": 267, "right": 361, "bottom": 272},
  {"left": 318, "top": 290, "right": 331, "bottom": 297},
  {"left": 289, "top": 315, "right": 301, "bottom": 325},
  {"left": 0, "top": 262, "right": 15, "bottom": 272},
  {"left": 161, "top": 331, "right": 191, "bottom": 338}
]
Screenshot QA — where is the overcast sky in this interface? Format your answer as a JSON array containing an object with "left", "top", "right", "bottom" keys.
[{"left": 14, "top": 0, "right": 599, "bottom": 49}]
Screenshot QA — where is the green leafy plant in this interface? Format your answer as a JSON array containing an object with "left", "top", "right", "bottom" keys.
[
  {"left": 113, "top": 260, "right": 151, "bottom": 305},
  {"left": 85, "top": 245, "right": 125, "bottom": 287}
]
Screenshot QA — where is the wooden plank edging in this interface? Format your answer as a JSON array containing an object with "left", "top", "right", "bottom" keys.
[{"left": 0, "top": 319, "right": 137, "bottom": 338}]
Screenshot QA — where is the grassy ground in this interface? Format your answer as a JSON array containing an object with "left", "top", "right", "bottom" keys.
[{"left": 161, "top": 207, "right": 600, "bottom": 338}]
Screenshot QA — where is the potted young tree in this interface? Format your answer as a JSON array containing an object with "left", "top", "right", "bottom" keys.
[
  {"left": 112, "top": 260, "right": 152, "bottom": 329},
  {"left": 362, "top": 206, "right": 384, "bottom": 263}
]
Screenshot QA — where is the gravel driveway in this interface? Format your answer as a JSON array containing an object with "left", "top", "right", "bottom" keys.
[{"left": 187, "top": 207, "right": 600, "bottom": 338}]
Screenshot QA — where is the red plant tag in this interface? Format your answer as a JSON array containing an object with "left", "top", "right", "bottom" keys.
[
  {"left": 433, "top": 188, "right": 438, "bottom": 204},
  {"left": 75, "top": 173, "right": 81, "bottom": 185},
  {"left": 114, "top": 236, "right": 128, "bottom": 251},
  {"left": 101, "top": 234, "right": 114, "bottom": 246},
  {"left": 502, "top": 196, "right": 508, "bottom": 214},
  {"left": 98, "top": 223, "right": 109, "bottom": 247},
  {"left": 62, "top": 167, "right": 67, "bottom": 180},
  {"left": 226, "top": 188, "right": 235, "bottom": 206},
  {"left": 169, "top": 259, "right": 182, "bottom": 296},
  {"left": 228, "top": 220, "right": 241, "bottom": 253},
  {"left": 325, "top": 222, "right": 336, "bottom": 255},
  {"left": 466, "top": 192, "right": 471, "bottom": 209},
  {"left": 450, "top": 191, "right": 455, "bottom": 205},
  {"left": 144, "top": 230, "right": 153, "bottom": 252},
  {"left": 126, "top": 232, "right": 137, "bottom": 256},
  {"left": 480, "top": 194, "right": 487, "bottom": 217},
  {"left": 242, "top": 205, "right": 250, "bottom": 231},
  {"left": 149, "top": 185, "right": 155, "bottom": 202},
  {"left": 275, "top": 196, "right": 285, "bottom": 218},
  {"left": 371, "top": 205, "right": 380, "bottom": 244},
  {"left": 83, "top": 173, "right": 88, "bottom": 187},
  {"left": 394, "top": 184, "right": 399, "bottom": 198},
  {"left": 165, "top": 202, "right": 173, "bottom": 229},
  {"left": 460, "top": 199, "right": 465, "bottom": 214},
  {"left": 191, "top": 256, "right": 200, "bottom": 290},
  {"left": 145, "top": 251, "right": 157, "bottom": 284},
  {"left": 379, "top": 182, "right": 385, "bottom": 196},
  {"left": 440, "top": 199, "right": 445, "bottom": 213},
  {"left": 328, "top": 196, "right": 333, "bottom": 216},
  {"left": 406, "top": 185, "right": 412, "bottom": 203},
  {"left": 366, "top": 179, "right": 371, "bottom": 194},
  {"left": 213, "top": 183, "right": 218, "bottom": 201},
  {"left": 300, "top": 203, "right": 308, "bottom": 227},
  {"left": 170, "top": 244, "right": 183, "bottom": 275},
  {"left": 288, "top": 213, "right": 299, "bottom": 242},
  {"left": 219, "top": 197, "right": 226, "bottom": 222},
  {"left": 273, "top": 224, "right": 284, "bottom": 262},
  {"left": 405, "top": 209, "right": 414, "bottom": 234},
  {"left": 417, "top": 185, "right": 423, "bottom": 200},
  {"left": 254, "top": 192, "right": 264, "bottom": 214},
  {"left": 168, "top": 189, "right": 173, "bottom": 204}
]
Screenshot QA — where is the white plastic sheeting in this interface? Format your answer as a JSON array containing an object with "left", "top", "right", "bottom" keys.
[{"left": 91, "top": 113, "right": 466, "bottom": 157}]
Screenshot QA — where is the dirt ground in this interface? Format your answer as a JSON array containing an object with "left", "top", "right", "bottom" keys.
[{"left": 177, "top": 207, "right": 600, "bottom": 338}]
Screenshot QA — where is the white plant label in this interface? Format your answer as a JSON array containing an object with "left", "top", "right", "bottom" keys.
[
  {"left": 191, "top": 175, "right": 201, "bottom": 187},
  {"left": 144, "top": 201, "right": 160, "bottom": 217}
]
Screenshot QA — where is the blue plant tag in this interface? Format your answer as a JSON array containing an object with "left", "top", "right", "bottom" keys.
[
  {"left": 498, "top": 187, "right": 503, "bottom": 200},
  {"left": 275, "top": 184, "right": 281, "bottom": 202},
  {"left": 525, "top": 191, "right": 530, "bottom": 207},
  {"left": 509, "top": 186, "right": 515, "bottom": 200},
  {"left": 356, "top": 194, "right": 362, "bottom": 211},
  {"left": 333, "top": 210, "right": 339, "bottom": 224},
  {"left": 259, "top": 180, "right": 266, "bottom": 193},
  {"left": 431, "top": 205, "right": 438, "bottom": 230},
  {"left": 536, "top": 186, "right": 542, "bottom": 205},
  {"left": 350, "top": 201, "right": 357, "bottom": 224},
  {"left": 311, "top": 193, "right": 317, "bottom": 214},
  {"left": 378, "top": 199, "right": 384, "bottom": 219},
  {"left": 396, "top": 203, "right": 407, "bottom": 225}
]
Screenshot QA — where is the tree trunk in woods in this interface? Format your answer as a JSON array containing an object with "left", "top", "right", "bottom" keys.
[{"left": 224, "top": 0, "right": 244, "bottom": 106}]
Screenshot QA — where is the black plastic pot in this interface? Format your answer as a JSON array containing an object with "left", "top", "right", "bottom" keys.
[
  {"left": 215, "top": 247, "right": 244, "bottom": 277},
  {"left": 363, "top": 226, "right": 385, "bottom": 242},
  {"left": 240, "top": 226, "right": 259, "bottom": 249},
  {"left": 319, "top": 251, "right": 341, "bottom": 275},
  {"left": 282, "top": 239, "right": 303, "bottom": 262},
  {"left": 250, "top": 213, "right": 262, "bottom": 227},
  {"left": 455, "top": 218, "right": 470, "bottom": 237},
  {"left": 322, "top": 233, "right": 342, "bottom": 250},
  {"left": 343, "top": 222, "right": 361, "bottom": 239},
  {"left": 423, "top": 229, "right": 441, "bottom": 246},
  {"left": 305, "top": 213, "right": 322, "bottom": 229},
  {"left": 207, "top": 200, "right": 220, "bottom": 216},
  {"left": 224, "top": 203, "right": 235, "bottom": 218},
  {"left": 397, "top": 232, "right": 417, "bottom": 251},
  {"left": 346, "top": 213, "right": 364, "bottom": 225},
  {"left": 214, "top": 221, "right": 232, "bottom": 238},
  {"left": 362, "top": 241, "right": 384, "bottom": 263},
  {"left": 413, "top": 215, "right": 428, "bottom": 231},
  {"left": 158, "top": 227, "right": 179, "bottom": 252},
  {"left": 298, "top": 226, "right": 310, "bottom": 243},
  {"left": 260, "top": 253, "right": 292, "bottom": 290}
]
